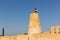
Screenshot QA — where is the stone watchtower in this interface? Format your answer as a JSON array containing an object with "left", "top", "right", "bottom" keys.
[{"left": 28, "top": 8, "right": 41, "bottom": 39}]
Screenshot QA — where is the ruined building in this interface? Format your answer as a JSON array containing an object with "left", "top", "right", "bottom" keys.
[{"left": 0, "top": 9, "right": 60, "bottom": 40}]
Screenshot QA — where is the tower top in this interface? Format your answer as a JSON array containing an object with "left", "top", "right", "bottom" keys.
[{"left": 34, "top": 8, "right": 38, "bottom": 13}]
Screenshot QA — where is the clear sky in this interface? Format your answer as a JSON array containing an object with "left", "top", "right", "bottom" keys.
[{"left": 0, "top": 0, "right": 60, "bottom": 35}]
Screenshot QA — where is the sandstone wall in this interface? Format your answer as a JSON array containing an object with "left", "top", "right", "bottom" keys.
[
  {"left": 0, "top": 33, "right": 60, "bottom": 40},
  {"left": 0, "top": 36, "right": 16, "bottom": 40},
  {"left": 17, "top": 35, "right": 28, "bottom": 40},
  {"left": 0, "top": 35, "right": 28, "bottom": 40},
  {"left": 32, "top": 33, "right": 60, "bottom": 40}
]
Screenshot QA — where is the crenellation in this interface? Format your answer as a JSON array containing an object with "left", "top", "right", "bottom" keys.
[{"left": 51, "top": 26, "right": 55, "bottom": 33}]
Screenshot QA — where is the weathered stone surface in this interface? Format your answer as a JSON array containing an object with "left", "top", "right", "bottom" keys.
[{"left": 28, "top": 12, "right": 41, "bottom": 40}]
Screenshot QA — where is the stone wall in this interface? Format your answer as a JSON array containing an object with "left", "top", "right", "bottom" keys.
[
  {"left": 0, "top": 33, "right": 60, "bottom": 40},
  {"left": 31, "top": 32, "right": 60, "bottom": 40},
  {"left": 17, "top": 35, "right": 28, "bottom": 40},
  {"left": 0, "top": 35, "right": 28, "bottom": 40},
  {"left": 0, "top": 36, "right": 16, "bottom": 40}
]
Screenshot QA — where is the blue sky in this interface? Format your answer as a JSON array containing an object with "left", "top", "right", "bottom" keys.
[{"left": 0, "top": 0, "right": 60, "bottom": 35}]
